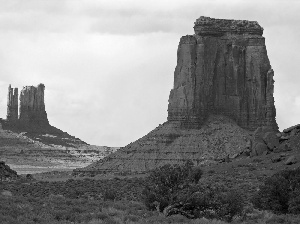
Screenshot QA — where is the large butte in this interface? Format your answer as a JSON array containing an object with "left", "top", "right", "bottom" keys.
[{"left": 75, "top": 16, "right": 278, "bottom": 175}]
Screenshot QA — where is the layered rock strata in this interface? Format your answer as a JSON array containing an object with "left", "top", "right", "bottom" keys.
[
  {"left": 76, "top": 16, "right": 278, "bottom": 174},
  {"left": 168, "top": 16, "right": 278, "bottom": 131},
  {"left": 75, "top": 115, "right": 251, "bottom": 174},
  {"left": 7, "top": 85, "right": 18, "bottom": 122},
  {"left": 19, "top": 84, "right": 49, "bottom": 125}
]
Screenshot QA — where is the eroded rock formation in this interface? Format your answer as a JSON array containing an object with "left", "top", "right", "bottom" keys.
[
  {"left": 7, "top": 85, "right": 18, "bottom": 122},
  {"left": 168, "top": 16, "right": 278, "bottom": 131},
  {"left": 19, "top": 84, "right": 49, "bottom": 125},
  {"left": 75, "top": 16, "right": 279, "bottom": 174},
  {"left": 0, "top": 161, "right": 18, "bottom": 181},
  {"left": 75, "top": 115, "right": 251, "bottom": 175}
]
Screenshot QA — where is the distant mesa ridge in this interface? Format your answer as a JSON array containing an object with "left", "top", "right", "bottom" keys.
[{"left": 7, "top": 83, "right": 49, "bottom": 126}]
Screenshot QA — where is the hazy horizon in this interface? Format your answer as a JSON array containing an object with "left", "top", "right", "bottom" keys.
[{"left": 0, "top": 0, "right": 299, "bottom": 147}]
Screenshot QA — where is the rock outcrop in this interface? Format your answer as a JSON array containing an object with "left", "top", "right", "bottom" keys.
[
  {"left": 251, "top": 126, "right": 280, "bottom": 156},
  {"left": 19, "top": 83, "right": 49, "bottom": 125},
  {"left": 276, "top": 124, "right": 300, "bottom": 152},
  {"left": 6, "top": 85, "right": 18, "bottom": 122},
  {"left": 0, "top": 161, "right": 18, "bottom": 181},
  {"left": 75, "top": 16, "right": 278, "bottom": 174},
  {"left": 168, "top": 16, "right": 278, "bottom": 131}
]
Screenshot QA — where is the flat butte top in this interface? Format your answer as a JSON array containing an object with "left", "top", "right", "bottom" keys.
[{"left": 194, "top": 16, "right": 263, "bottom": 36}]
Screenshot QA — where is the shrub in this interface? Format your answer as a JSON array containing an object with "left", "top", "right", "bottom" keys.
[
  {"left": 252, "top": 167, "right": 300, "bottom": 214},
  {"left": 143, "top": 162, "right": 244, "bottom": 222},
  {"left": 103, "top": 189, "right": 117, "bottom": 201},
  {"left": 212, "top": 188, "right": 244, "bottom": 222},
  {"left": 143, "top": 161, "right": 199, "bottom": 211},
  {"left": 175, "top": 184, "right": 244, "bottom": 222},
  {"left": 288, "top": 187, "right": 300, "bottom": 214}
]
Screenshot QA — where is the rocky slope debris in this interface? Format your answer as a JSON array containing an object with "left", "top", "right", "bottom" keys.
[
  {"left": 251, "top": 126, "right": 280, "bottom": 156},
  {"left": 277, "top": 124, "right": 300, "bottom": 152},
  {"left": 75, "top": 115, "right": 251, "bottom": 175}
]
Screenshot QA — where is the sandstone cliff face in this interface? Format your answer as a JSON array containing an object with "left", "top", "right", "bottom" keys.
[
  {"left": 19, "top": 84, "right": 49, "bottom": 125},
  {"left": 168, "top": 16, "right": 278, "bottom": 131},
  {"left": 76, "top": 16, "right": 279, "bottom": 174},
  {"left": 7, "top": 85, "right": 18, "bottom": 122}
]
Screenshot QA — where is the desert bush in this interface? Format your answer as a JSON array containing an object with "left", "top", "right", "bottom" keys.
[
  {"left": 124, "top": 214, "right": 140, "bottom": 223},
  {"left": 143, "top": 162, "right": 244, "bottom": 222},
  {"left": 252, "top": 167, "right": 300, "bottom": 214},
  {"left": 176, "top": 184, "right": 244, "bottom": 222},
  {"left": 103, "top": 189, "right": 117, "bottom": 201},
  {"left": 143, "top": 161, "right": 199, "bottom": 211},
  {"left": 252, "top": 158, "right": 264, "bottom": 163},
  {"left": 288, "top": 187, "right": 300, "bottom": 214},
  {"left": 190, "top": 218, "right": 226, "bottom": 224}
]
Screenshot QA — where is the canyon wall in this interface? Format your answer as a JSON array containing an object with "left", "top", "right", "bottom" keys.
[{"left": 167, "top": 16, "right": 278, "bottom": 131}]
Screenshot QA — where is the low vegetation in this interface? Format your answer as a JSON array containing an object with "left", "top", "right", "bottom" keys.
[
  {"left": 252, "top": 167, "right": 300, "bottom": 214},
  {"left": 1, "top": 162, "right": 300, "bottom": 223},
  {"left": 143, "top": 161, "right": 244, "bottom": 222}
]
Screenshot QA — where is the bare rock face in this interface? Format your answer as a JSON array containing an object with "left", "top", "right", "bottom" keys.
[
  {"left": 19, "top": 83, "right": 49, "bottom": 125},
  {"left": 6, "top": 85, "right": 18, "bottom": 122},
  {"left": 168, "top": 16, "right": 278, "bottom": 131},
  {"left": 76, "top": 16, "right": 279, "bottom": 174}
]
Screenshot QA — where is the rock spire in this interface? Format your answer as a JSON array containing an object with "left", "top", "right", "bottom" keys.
[
  {"left": 7, "top": 85, "right": 18, "bottom": 122},
  {"left": 168, "top": 16, "right": 278, "bottom": 131},
  {"left": 19, "top": 83, "right": 49, "bottom": 125},
  {"left": 6, "top": 83, "right": 49, "bottom": 126}
]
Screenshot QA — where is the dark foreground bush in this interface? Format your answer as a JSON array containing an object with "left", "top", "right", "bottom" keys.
[
  {"left": 143, "top": 162, "right": 244, "bottom": 222},
  {"left": 252, "top": 167, "right": 300, "bottom": 214},
  {"left": 143, "top": 161, "right": 201, "bottom": 211}
]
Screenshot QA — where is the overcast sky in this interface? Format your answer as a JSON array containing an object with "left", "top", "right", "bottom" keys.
[{"left": 0, "top": 0, "right": 299, "bottom": 147}]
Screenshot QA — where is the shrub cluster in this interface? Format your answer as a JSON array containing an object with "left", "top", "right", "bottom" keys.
[
  {"left": 143, "top": 161, "right": 244, "bottom": 222},
  {"left": 252, "top": 167, "right": 300, "bottom": 214}
]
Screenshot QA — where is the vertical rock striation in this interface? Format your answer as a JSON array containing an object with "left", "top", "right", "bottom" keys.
[
  {"left": 7, "top": 85, "right": 18, "bottom": 122},
  {"left": 76, "top": 16, "right": 279, "bottom": 174},
  {"left": 19, "top": 83, "right": 49, "bottom": 125},
  {"left": 168, "top": 16, "right": 278, "bottom": 131}
]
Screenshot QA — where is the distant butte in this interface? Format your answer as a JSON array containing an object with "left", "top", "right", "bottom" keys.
[
  {"left": 19, "top": 84, "right": 49, "bottom": 126},
  {"left": 2, "top": 83, "right": 86, "bottom": 148},
  {"left": 75, "top": 16, "right": 279, "bottom": 175},
  {"left": 7, "top": 83, "right": 49, "bottom": 126}
]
